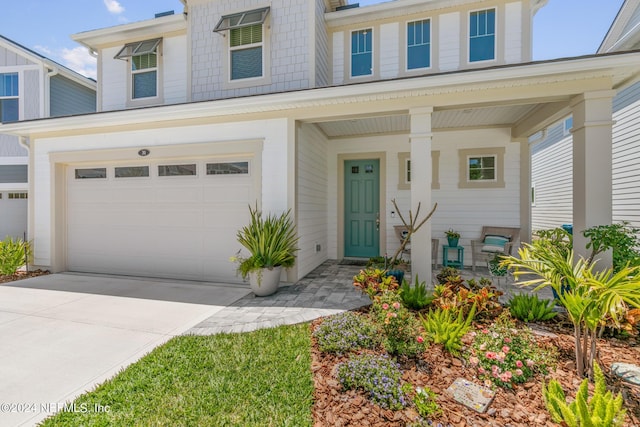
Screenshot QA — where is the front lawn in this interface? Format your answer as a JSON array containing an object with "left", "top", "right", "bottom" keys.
[{"left": 41, "top": 324, "right": 313, "bottom": 427}]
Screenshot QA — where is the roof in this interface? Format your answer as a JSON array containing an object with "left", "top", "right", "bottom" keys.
[{"left": 599, "top": 0, "right": 640, "bottom": 53}]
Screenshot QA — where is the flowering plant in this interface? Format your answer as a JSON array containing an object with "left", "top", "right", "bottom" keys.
[
  {"left": 353, "top": 268, "right": 399, "bottom": 299},
  {"left": 313, "top": 311, "right": 379, "bottom": 353},
  {"left": 371, "top": 293, "right": 425, "bottom": 357},
  {"left": 467, "top": 312, "right": 555, "bottom": 388}
]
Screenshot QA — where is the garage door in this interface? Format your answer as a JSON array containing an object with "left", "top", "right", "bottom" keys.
[
  {"left": 0, "top": 191, "right": 27, "bottom": 240},
  {"left": 66, "top": 159, "right": 256, "bottom": 282}
]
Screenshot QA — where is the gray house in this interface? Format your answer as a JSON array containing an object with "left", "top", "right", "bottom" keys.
[
  {"left": 0, "top": 35, "right": 96, "bottom": 240},
  {"left": 531, "top": 0, "right": 640, "bottom": 234}
]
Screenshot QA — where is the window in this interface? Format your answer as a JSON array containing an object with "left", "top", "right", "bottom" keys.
[
  {"left": 8, "top": 192, "right": 27, "bottom": 199},
  {"left": 407, "top": 19, "right": 431, "bottom": 70},
  {"left": 458, "top": 147, "right": 505, "bottom": 188},
  {"left": 206, "top": 162, "right": 249, "bottom": 175},
  {"left": 115, "top": 39, "right": 161, "bottom": 99},
  {"left": 158, "top": 164, "right": 196, "bottom": 176},
  {"left": 115, "top": 166, "right": 150, "bottom": 178},
  {"left": 351, "top": 29, "right": 372, "bottom": 77},
  {"left": 397, "top": 151, "right": 440, "bottom": 190},
  {"left": 469, "top": 9, "right": 495, "bottom": 62},
  {"left": 531, "top": 183, "right": 536, "bottom": 207},
  {"left": 75, "top": 168, "right": 107, "bottom": 179},
  {"left": 0, "top": 73, "right": 19, "bottom": 123},
  {"left": 563, "top": 116, "right": 573, "bottom": 136},
  {"left": 229, "top": 24, "right": 263, "bottom": 80}
]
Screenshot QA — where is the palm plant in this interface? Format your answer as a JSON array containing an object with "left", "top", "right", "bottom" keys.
[
  {"left": 502, "top": 240, "right": 640, "bottom": 378},
  {"left": 234, "top": 204, "right": 299, "bottom": 280}
]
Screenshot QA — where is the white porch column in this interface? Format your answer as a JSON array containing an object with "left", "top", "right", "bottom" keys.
[
  {"left": 571, "top": 90, "right": 615, "bottom": 266},
  {"left": 517, "top": 138, "right": 531, "bottom": 245},
  {"left": 409, "top": 107, "right": 434, "bottom": 283}
]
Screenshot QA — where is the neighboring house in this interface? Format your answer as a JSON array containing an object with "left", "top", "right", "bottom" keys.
[
  {"left": 0, "top": 35, "right": 96, "bottom": 240},
  {"left": 532, "top": 0, "right": 640, "bottom": 234},
  {"left": 2, "top": 0, "right": 639, "bottom": 284}
]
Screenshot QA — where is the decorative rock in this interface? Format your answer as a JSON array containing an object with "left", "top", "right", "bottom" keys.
[
  {"left": 486, "top": 408, "right": 497, "bottom": 417},
  {"left": 446, "top": 378, "right": 495, "bottom": 413},
  {"left": 611, "top": 362, "right": 640, "bottom": 386}
]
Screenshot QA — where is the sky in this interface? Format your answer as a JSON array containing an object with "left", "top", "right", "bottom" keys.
[{"left": 1, "top": 0, "right": 625, "bottom": 80}]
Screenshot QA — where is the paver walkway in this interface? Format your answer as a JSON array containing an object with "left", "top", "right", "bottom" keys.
[{"left": 187, "top": 260, "right": 554, "bottom": 335}]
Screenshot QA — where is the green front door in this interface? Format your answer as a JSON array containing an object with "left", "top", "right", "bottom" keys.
[{"left": 344, "top": 159, "right": 380, "bottom": 258}]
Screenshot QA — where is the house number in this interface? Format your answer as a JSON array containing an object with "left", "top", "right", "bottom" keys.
[{"left": 138, "top": 149, "right": 150, "bottom": 157}]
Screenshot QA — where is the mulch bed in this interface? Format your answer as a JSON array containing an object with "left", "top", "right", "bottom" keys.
[
  {"left": 311, "top": 312, "right": 640, "bottom": 427},
  {"left": 0, "top": 269, "right": 50, "bottom": 284}
]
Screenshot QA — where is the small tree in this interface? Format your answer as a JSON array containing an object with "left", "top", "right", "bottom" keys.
[{"left": 389, "top": 199, "right": 437, "bottom": 267}]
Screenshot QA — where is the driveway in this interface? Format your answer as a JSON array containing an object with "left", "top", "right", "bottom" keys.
[{"left": 0, "top": 273, "right": 251, "bottom": 426}]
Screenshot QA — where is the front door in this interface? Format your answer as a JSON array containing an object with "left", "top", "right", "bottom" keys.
[{"left": 344, "top": 159, "right": 380, "bottom": 258}]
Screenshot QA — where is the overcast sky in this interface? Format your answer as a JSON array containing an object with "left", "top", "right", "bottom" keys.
[{"left": 1, "top": 0, "right": 624, "bottom": 79}]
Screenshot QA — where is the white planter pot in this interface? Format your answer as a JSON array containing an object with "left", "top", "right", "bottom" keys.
[{"left": 248, "top": 266, "right": 282, "bottom": 297}]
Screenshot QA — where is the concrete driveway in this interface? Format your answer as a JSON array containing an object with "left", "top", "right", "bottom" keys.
[{"left": 0, "top": 273, "right": 251, "bottom": 426}]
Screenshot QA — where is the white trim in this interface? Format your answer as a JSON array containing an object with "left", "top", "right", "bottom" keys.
[
  {"left": 405, "top": 18, "right": 432, "bottom": 72},
  {"left": 467, "top": 7, "right": 498, "bottom": 65},
  {"left": 349, "top": 27, "right": 374, "bottom": 78}
]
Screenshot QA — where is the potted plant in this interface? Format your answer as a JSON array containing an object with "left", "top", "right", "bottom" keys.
[
  {"left": 232, "top": 204, "right": 298, "bottom": 296},
  {"left": 445, "top": 229, "right": 460, "bottom": 247}
]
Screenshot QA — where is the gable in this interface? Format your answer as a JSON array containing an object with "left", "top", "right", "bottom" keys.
[{"left": 0, "top": 42, "right": 38, "bottom": 67}]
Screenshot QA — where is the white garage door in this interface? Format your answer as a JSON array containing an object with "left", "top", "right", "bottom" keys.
[
  {"left": 66, "top": 159, "right": 256, "bottom": 282},
  {"left": 0, "top": 192, "right": 27, "bottom": 240}
]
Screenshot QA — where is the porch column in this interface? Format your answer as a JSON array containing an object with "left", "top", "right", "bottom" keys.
[
  {"left": 517, "top": 138, "right": 531, "bottom": 245},
  {"left": 571, "top": 90, "right": 615, "bottom": 266},
  {"left": 409, "top": 107, "right": 434, "bottom": 283}
]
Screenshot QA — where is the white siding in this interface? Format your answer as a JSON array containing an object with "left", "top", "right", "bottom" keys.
[
  {"left": 327, "top": 128, "right": 519, "bottom": 265},
  {"left": 0, "top": 135, "right": 27, "bottom": 157},
  {"left": 379, "top": 22, "right": 399, "bottom": 79},
  {"left": 612, "top": 83, "right": 640, "bottom": 229},
  {"left": 100, "top": 46, "right": 127, "bottom": 111},
  {"left": 315, "top": 0, "right": 330, "bottom": 87},
  {"left": 332, "top": 31, "right": 344, "bottom": 85},
  {"left": 439, "top": 12, "right": 460, "bottom": 71},
  {"left": 0, "top": 44, "right": 36, "bottom": 66},
  {"left": 23, "top": 70, "right": 40, "bottom": 120},
  {"left": 504, "top": 2, "right": 522, "bottom": 63},
  {"left": 296, "top": 123, "right": 328, "bottom": 277},
  {"left": 163, "top": 35, "right": 188, "bottom": 105}
]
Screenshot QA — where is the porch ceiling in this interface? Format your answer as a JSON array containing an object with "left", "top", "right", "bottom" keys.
[{"left": 316, "top": 104, "right": 539, "bottom": 138}]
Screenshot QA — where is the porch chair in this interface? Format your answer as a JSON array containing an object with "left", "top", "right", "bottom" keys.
[
  {"left": 393, "top": 225, "right": 439, "bottom": 269},
  {"left": 470, "top": 226, "right": 521, "bottom": 271}
]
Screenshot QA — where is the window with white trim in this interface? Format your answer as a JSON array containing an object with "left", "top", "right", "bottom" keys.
[
  {"left": 229, "top": 25, "right": 263, "bottom": 80},
  {"left": 351, "top": 29, "right": 372, "bottom": 77},
  {"left": 407, "top": 19, "right": 431, "bottom": 70},
  {"left": 469, "top": 9, "right": 496, "bottom": 62},
  {"left": 0, "top": 73, "right": 19, "bottom": 123},
  {"left": 115, "top": 39, "right": 161, "bottom": 99}
]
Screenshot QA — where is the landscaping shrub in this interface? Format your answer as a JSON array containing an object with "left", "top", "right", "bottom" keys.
[
  {"left": 0, "top": 237, "right": 31, "bottom": 276},
  {"left": 584, "top": 222, "right": 640, "bottom": 272},
  {"left": 412, "top": 386, "right": 442, "bottom": 419},
  {"left": 336, "top": 353, "right": 410, "bottom": 410},
  {"left": 436, "top": 266, "right": 460, "bottom": 285},
  {"left": 399, "top": 275, "right": 434, "bottom": 310},
  {"left": 432, "top": 283, "right": 502, "bottom": 319},
  {"left": 313, "top": 311, "right": 379, "bottom": 353},
  {"left": 421, "top": 305, "right": 475, "bottom": 356},
  {"left": 467, "top": 312, "right": 555, "bottom": 389},
  {"left": 508, "top": 293, "right": 557, "bottom": 322},
  {"left": 353, "top": 268, "right": 399, "bottom": 299},
  {"left": 543, "top": 363, "right": 627, "bottom": 427},
  {"left": 371, "top": 293, "right": 425, "bottom": 357}
]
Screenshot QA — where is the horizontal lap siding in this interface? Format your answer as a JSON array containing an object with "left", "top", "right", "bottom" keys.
[{"left": 50, "top": 75, "right": 96, "bottom": 117}]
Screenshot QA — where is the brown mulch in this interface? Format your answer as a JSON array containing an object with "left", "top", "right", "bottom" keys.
[
  {"left": 311, "top": 312, "right": 640, "bottom": 427},
  {"left": 0, "top": 269, "right": 50, "bottom": 284}
]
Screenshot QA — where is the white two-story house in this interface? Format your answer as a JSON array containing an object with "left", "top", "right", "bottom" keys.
[
  {"left": 0, "top": 35, "right": 95, "bottom": 241},
  {"left": 2, "top": 0, "right": 639, "bottom": 283}
]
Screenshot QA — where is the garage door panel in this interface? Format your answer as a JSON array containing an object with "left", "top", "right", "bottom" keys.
[
  {"left": 67, "top": 159, "right": 256, "bottom": 282},
  {"left": 0, "top": 197, "right": 27, "bottom": 240}
]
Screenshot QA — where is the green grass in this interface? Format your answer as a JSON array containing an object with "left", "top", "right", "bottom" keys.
[{"left": 41, "top": 324, "right": 313, "bottom": 427}]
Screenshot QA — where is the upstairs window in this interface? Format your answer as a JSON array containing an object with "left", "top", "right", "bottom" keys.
[
  {"left": 351, "top": 29, "right": 372, "bottom": 77},
  {"left": 230, "top": 24, "right": 263, "bottom": 80},
  {"left": 407, "top": 19, "right": 431, "bottom": 70},
  {"left": 469, "top": 9, "right": 496, "bottom": 62},
  {"left": 115, "top": 39, "right": 161, "bottom": 99},
  {"left": 0, "top": 73, "right": 19, "bottom": 123}
]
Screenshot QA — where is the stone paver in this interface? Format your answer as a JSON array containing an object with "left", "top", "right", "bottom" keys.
[{"left": 187, "top": 260, "right": 554, "bottom": 336}]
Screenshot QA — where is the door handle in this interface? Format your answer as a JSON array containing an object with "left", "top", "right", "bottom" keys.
[{"left": 375, "top": 212, "right": 380, "bottom": 231}]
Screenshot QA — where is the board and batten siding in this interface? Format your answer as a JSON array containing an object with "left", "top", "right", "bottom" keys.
[
  {"left": 326, "top": 128, "right": 520, "bottom": 265},
  {"left": 0, "top": 135, "right": 27, "bottom": 157},
  {"left": 296, "top": 123, "right": 329, "bottom": 277},
  {"left": 23, "top": 70, "right": 40, "bottom": 120},
  {"left": 0, "top": 43, "right": 36, "bottom": 66},
  {"left": 50, "top": 75, "right": 96, "bottom": 117},
  {"left": 612, "top": 81, "right": 640, "bottom": 229}
]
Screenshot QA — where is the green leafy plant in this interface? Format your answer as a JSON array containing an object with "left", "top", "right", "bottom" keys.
[
  {"left": 543, "top": 363, "right": 627, "bottom": 427},
  {"left": 445, "top": 229, "right": 460, "bottom": 239},
  {"left": 399, "top": 275, "right": 434, "bottom": 310},
  {"left": 353, "top": 268, "right": 399, "bottom": 299},
  {"left": 432, "top": 283, "right": 502, "bottom": 319},
  {"left": 421, "top": 304, "right": 476, "bottom": 355},
  {"left": 313, "top": 311, "right": 379, "bottom": 353},
  {"left": 436, "top": 266, "right": 460, "bottom": 285},
  {"left": 468, "top": 312, "right": 555, "bottom": 389},
  {"left": 232, "top": 204, "right": 298, "bottom": 280},
  {"left": 371, "top": 293, "right": 425, "bottom": 357},
  {"left": 0, "top": 237, "right": 32, "bottom": 276},
  {"left": 584, "top": 222, "right": 640, "bottom": 272},
  {"left": 502, "top": 240, "right": 640, "bottom": 378},
  {"left": 336, "top": 354, "right": 410, "bottom": 410},
  {"left": 412, "top": 386, "right": 442, "bottom": 419},
  {"left": 508, "top": 293, "right": 557, "bottom": 322}
]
